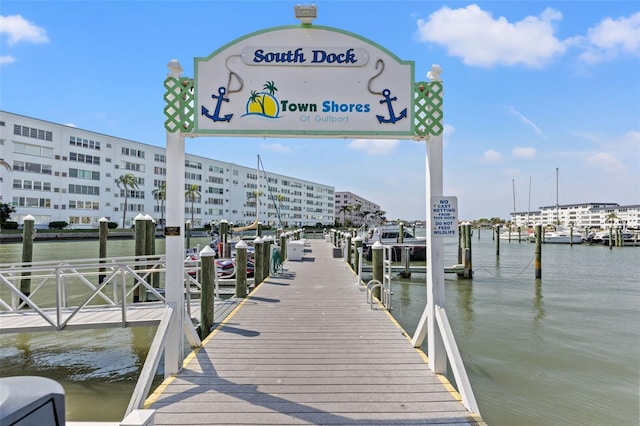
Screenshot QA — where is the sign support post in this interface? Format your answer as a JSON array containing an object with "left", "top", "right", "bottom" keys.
[
  {"left": 163, "top": 60, "right": 188, "bottom": 376},
  {"left": 411, "top": 67, "right": 447, "bottom": 374}
]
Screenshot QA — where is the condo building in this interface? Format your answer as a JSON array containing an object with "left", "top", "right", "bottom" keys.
[
  {"left": 334, "top": 191, "right": 381, "bottom": 226},
  {"left": 510, "top": 202, "right": 640, "bottom": 230},
  {"left": 0, "top": 111, "right": 335, "bottom": 229}
]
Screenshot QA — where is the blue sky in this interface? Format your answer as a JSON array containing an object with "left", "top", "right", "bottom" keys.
[{"left": 1, "top": 1, "right": 638, "bottom": 221}]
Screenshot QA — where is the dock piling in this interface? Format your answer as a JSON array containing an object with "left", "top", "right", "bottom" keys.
[
  {"left": 235, "top": 241, "right": 248, "bottom": 298},
  {"left": 535, "top": 224, "right": 542, "bottom": 279},
  {"left": 20, "top": 215, "right": 35, "bottom": 298},
  {"left": 199, "top": 246, "right": 216, "bottom": 337},
  {"left": 99, "top": 217, "right": 108, "bottom": 284},
  {"left": 463, "top": 223, "right": 473, "bottom": 279},
  {"left": 253, "top": 237, "right": 264, "bottom": 285},
  {"left": 371, "top": 242, "right": 384, "bottom": 300}
]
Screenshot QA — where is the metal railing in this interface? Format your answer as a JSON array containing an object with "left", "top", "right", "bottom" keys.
[
  {"left": 365, "top": 245, "right": 393, "bottom": 310},
  {"left": 0, "top": 255, "right": 199, "bottom": 331}
]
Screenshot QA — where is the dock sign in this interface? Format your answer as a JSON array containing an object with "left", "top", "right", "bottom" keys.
[{"left": 431, "top": 196, "right": 458, "bottom": 238}]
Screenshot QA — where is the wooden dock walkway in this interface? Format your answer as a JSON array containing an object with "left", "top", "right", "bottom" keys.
[{"left": 146, "top": 239, "right": 484, "bottom": 425}]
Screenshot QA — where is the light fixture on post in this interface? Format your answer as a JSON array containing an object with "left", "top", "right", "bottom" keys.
[{"left": 294, "top": 4, "right": 317, "bottom": 25}]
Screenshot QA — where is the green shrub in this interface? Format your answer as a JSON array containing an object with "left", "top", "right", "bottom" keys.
[
  {"left": 3, "top": 221, "right": 18, "bottom": 230},
  {"left": 107, "top": 222, "right": 118, "bottom": 229},
  {"left": 49, "top": 221, "right": 69, "bottom": 229}
]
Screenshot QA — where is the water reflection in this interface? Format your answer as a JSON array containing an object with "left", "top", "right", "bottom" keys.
[
  {"left": 532, "top": 280, "right": 545, "bottom": 341},
  {"left": 455, "top": 280, "right": 475, "bottom": 337}
]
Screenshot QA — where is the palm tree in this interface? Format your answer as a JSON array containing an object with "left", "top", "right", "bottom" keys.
[
  {"left": 185, "top": 184, "right": 201, "bottom": 227},
  {"left": 249, "top": 90, "right": 265, "bottom": 114},
  {"left": 263, "top": 80, "right": 277, "bottom": 96},
  {"left": 0, "top": 159, "right": 10, "bottom": 171},
  {"left": 152, "top": 182, "right": 167, "bottom": 228},
  {"left": 606, "top": 212, "right": 619, "bottom": 228},
  {"left": 338, "top": 205, "right": 352, "bottom": 227},
  {"left": 115, "top": 173, "right": 139, "bottom": 228}
]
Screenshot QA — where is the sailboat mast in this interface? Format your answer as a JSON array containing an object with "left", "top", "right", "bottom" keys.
[
  {"left": 527, "top": 176, "right": 531, "bottom": 227},
  {"left": 555, "top": 167, "right": 559, "bottom": 225},
  {"left": 512, "top": 179, "right": 516, "bottom": 214}
]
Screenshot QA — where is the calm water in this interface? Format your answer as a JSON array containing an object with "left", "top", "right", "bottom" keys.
[{"left": 1, "top": 235, "right": 639, "bottom": 424}]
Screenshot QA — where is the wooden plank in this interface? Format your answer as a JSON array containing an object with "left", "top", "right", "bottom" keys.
[{"left": 148, "top": 240, "right": 482, "bottom": 425}]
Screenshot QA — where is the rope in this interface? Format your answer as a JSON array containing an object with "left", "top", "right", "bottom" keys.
[{"left": 473, "top": 254, "right": 536, "bottom": 278}]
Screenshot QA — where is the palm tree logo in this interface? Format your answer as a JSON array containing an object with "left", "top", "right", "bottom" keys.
[{"left": 244, "top": 80, "right": 280, "bottom": 118}]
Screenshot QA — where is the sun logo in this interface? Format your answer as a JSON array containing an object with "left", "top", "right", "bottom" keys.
[{"left": 244, "top": 81, "right": 281, "bottom": 118}]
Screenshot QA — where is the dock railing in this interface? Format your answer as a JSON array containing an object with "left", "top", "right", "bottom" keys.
[{"left": 0, "top": 256, "right": 170, "bottom": 330}]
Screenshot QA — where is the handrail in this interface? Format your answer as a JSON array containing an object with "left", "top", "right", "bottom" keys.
[
  {"left": 434, "top": 304, "right": 480, "bottom": 414},
  {"left": 126, "top": 303, "right": 175, "bottom": 415}
]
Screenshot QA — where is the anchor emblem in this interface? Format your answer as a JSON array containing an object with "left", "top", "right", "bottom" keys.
[
  {"left": 201, "top": 87, "right": 233, "bottom": 123},
  {"left": 376, "top": 89, "right": 407, "bottom": 124}
]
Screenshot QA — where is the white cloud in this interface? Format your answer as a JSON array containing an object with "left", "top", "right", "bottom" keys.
[
  {"left": 585, "top": 152, "right": 625, "bottom": 173},
  {"left": 0, "top": 15, "right": 49, "bottom": 46},
  {"left": 507, "top": 106, "right": 548, "bottom": 139},
  {"left": 348, "top": 139, "right": 400, "bottom": 155},
  {"left": 259, "top": 143, "right": 291, "bottom": 153},
  {"left": 512, "top": 147, "right": 537, "bottom": 158},
  {"left": 0, "top": 55, "right": 15, "bottom": 65},
  {"left": 580, "top": 12, "right": 640, "bottom": 63},
  {"left": 416, "top": 5, "right": 568, "bottom": 68},
  {"left": 482, "top": 149, "right": 503, "bottom": 163}
]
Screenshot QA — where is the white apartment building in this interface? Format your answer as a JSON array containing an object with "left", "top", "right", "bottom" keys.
[
  {"left": 510, "top": 202, "right": 640, "bottom": 230},
  {"left": 334, "top": 191, "right": 381, "bottom": 226},
  {"left": 0, "top": 111, "right": 335, "bottom": 229}
]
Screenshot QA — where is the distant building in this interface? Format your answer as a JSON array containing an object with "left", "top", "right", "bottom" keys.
[
  {"left": 0, "top": 111, "right": 335, "bottom": 229},
  {"left": 510, "top": 202, "right": 640, "bottom": 229},
  {"left": 334, "top": 191, "right": 380, "bottom": 226}
]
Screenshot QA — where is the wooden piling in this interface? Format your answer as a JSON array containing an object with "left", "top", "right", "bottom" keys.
[
  {"left": 280, "top": 233, "right": 287, "bottom": 260},
  {"left": 262, "top": 236, "right": 272, "bottom": 278},
  {"left": 235, "top": 241, "right": 248, "bottom": 298},
  {"left": 371, "top": 242, "right": 383, "bottom": 300},
  {"left": 534, "top": 224, "right": 542, "bottom": 279},
  {"left": 346, "top": 234, "right": 352, "bottom": 266},
  {"left": 253, "top": 237, "right": 264, "bottom": 285},
  {"left": 98, "top": 217, "right": 108, "bottom": 284},
  {"left": 399, "top": 246, "right": 411, "bottom": 278},
  {"left": 219, "top": 220, "right": 230, "bottom": 258},
  {"left": 353, "top": 235, "right": 363, "bottom": 275},
  {"left": 609, "top": 227, "right": 613, "bottom": 250},
  {"left": 199, "top": 246, "right": 216, "bottom": 338},
  {"left": 569, "top": 225, "right": 574, "bottom": 247},
  {"left": 185, "top": 221, "right": 191, "bottom": 252},
  {"left": 495, "top": 225, "right": 501, "bottom": 256},
  {"left": 457, "top": 224, "right": 463, "bottom": 265},
  {"left": 464, "top": 223, "right": 473, "bottom": 279},
  {"left": 145, "top": 215, "right": 158, "bottom": 288},
  {"left": 20, "top": 215, "right": 35, "bottom": 297},
  {"left": 134, "top": 214, "right": 147, "bottom": 302}
]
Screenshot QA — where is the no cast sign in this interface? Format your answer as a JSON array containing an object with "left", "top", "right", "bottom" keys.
[{"left": 431, "top": 196, "right": 458, "bottom": 238}]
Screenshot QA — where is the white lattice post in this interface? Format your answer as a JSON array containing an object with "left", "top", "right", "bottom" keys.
[
  {"left": 411, "top": 65, "right": 447, "bottom": 374},
  {"left": 163, "top": 59, "right": 188, "bottom": 375}
]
